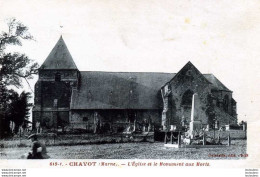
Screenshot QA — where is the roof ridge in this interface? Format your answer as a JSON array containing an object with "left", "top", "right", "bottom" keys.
[{"left": 80, "top": 71, "right": 176, "bottom": 74}]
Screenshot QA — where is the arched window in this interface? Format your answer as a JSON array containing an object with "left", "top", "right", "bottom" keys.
[
  {"left": 223, "top": 95, "right": 229, "bottom": 112},
  {"left": 55, "top": 73, "right": 61, "bottom": 81},
  {"left": 181, "top": 90, "right": 194, "bottom": 106}
]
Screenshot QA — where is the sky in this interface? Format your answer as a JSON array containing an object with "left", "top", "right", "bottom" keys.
[{"left": 0, "top": 0, "right": 260, "bottom": 122}]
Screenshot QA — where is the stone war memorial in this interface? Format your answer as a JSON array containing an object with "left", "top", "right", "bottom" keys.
[
  {"left": 32, "top": 36, "right": 240, "bottom": 144},
  {"left": 164, "top": 92, "right": 233, "bottom": 148},
  {"left": 189, "top": 93, "right": 202, "bottom": 139}
]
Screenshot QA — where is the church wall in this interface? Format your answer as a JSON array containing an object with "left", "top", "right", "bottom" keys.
[
  {"left": 32, "top": 111, "right": 41, "bottom": 129},
  {"left": 168, "top": 84, "right": 211, "bottom": 127},
  {"left": 39, "top": 70, "right": 78, "bottom": 81},
  {"left": 42, "top": 81, "right": 72, "bottom": 107},
  {"left": 212, "top": 90, "right": 233, "bottom": 115},
  {"left": 58, "top": 111, "right": 70, "bottom": 125},
  {"left": 231, "top": 99, "right": 237, "bottom": 119},
  {"left": 42, "top": 111, "right": 56, "bottom": 128},
  {"left": 32, "top": 111, "right": 70, "bottom": 129},
  {"left": 214, "top": 106, "right": 237, "bottom": 127},
  {"left": 34, "top": 69, "right": 78, "bottom": 110},
  {"left": 70, "top": 109, "right": 161, "bottom": 132},
  {"left": 221, "top": 91, "right": 232, "bottom": 115},
  {"left": 70, "top": 110, "right": 94, "bottom": 130},
  {"left": 33, "top": 70, "right": 78, "bottom": 130},
  {"left": 166, "top": 65, "right": 213, "bottom": 129},
  {"left": 71, "top": 110, "right": 94, "bottom": 123},
  {"left": 34, "top": 81, "right": 42, "bottom": 109}
]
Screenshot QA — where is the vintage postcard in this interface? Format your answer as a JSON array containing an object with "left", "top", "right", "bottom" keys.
[{"left": 0, "top": 0, "right": 259, "bottom": 176}]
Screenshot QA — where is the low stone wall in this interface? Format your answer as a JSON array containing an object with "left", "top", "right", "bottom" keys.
[
  {"left": 154, "top": 130, "right": 247, "bottom": 142},
  {"left": 205, "top": 130, "right": 247, "bottom": 139}
]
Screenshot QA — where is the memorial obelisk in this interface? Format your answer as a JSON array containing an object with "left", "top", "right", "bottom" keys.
[{"left": 189, "top": 93, "right": 202, "bottom": 139}]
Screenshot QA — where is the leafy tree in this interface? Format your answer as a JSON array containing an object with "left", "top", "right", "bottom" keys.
[
  {"left": 0, "top": 83, "right": 11, "bottom": 138},
  {"left": 0, "top": 18, "right": 38, "bottom": 87},
  {"left": 0, "top": 18, "right": 38, "bottom": 138},
  {"left": 6, "top": 91, "right": 32, "bottom": 134}
]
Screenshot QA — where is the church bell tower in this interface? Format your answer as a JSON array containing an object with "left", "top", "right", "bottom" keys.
[{"left": 33, "top": 36, "right": 79, "bottom": 130}]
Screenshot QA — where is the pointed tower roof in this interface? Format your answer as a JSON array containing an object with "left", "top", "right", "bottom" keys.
[{"left": 40, "top": 36, "right": 78, "bottom": 70}]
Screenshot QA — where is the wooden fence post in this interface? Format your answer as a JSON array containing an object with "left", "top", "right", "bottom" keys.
[
  {"left": 177, "top": 132, "right": 181, "bottom": 147},
  {"left": 228, "top": 133, "right": 231, "bottom": 146},
  {"left": 217, "top": 134, "right": 220, "bottom": 145},
  {"left": 203, "top": 132, "right": 206, "bottom": 146},
  {"left": 170, "top": 132, "right": 173, "bottom": 144},
  {"left": 164, "top": 132, "right": 167, "bottom": 144}
]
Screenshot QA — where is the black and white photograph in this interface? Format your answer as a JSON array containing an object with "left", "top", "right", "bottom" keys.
[{"left": 0, "top": 0, "right": 259, "bottom": 173}]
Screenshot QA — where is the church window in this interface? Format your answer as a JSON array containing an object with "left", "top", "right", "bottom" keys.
[
  {"left": 55, "top": 73, "right": 61, "bottom": 81},
  {"left": 181, "top": 90, "right": 194, "bottom": 106},
  {"left": 223, "top": 95, "right": 229, "bottom": 112},
  {"left": 83, "top": 117, "right": 88, "bottom": 122}
]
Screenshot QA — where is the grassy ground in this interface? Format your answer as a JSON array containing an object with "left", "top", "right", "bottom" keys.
[
  {"left": 0, "top": 133, "right": 154, "bottom": 148},
  {"left": 0, "top": 130, "right": 246, "bottom": 148},
  {"left": 0, "top": 140, "right": 246, "bottom": 159}
]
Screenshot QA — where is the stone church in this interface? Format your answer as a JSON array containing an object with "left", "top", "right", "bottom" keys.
[{"left": 32, "top": 36, "right": 237, "bottom": 133}]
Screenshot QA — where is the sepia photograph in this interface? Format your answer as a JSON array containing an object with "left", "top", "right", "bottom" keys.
[{"left": 0, "top": 0, "right": 259, "bottom": 175}]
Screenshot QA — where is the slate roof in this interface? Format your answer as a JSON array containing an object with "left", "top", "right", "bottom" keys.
[
  {"left": 40, "top": 36, "right": 78, "bottom": 70},
  {"left": 70, "top": 71, "right": 231, "bottom": 110},
  {"left": 71, "top": 71, "right": 175, "bottom": 109},
  {"left": 203, "top": 74, "right": 231, "bottom": 92}
]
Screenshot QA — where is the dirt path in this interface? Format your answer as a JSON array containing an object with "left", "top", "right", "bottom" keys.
[{"left": 0, "top": 140, "right": 246, "bottom": 159}]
